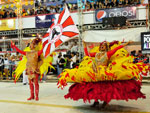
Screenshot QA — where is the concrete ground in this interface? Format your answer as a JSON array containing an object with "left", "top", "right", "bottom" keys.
[{"left": 0, "top": 82, "right": 150, "bottom": 113}]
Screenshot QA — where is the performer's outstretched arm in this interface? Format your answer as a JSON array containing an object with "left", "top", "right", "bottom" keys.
[
  {"left": 83, "top": 41, "right": 96, "bottom": 57},
  {"left": 11, "top": 41, "right": 26, "bottom": 55},
  {"left": 107, "top": 41, "right": 132, "bottom": 59}
]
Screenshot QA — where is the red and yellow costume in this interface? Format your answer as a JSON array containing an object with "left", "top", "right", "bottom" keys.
[
  {"left": 57, "top": 41, "right": 149, "bottom": 104},
  {"left": 11, "top": 39, "right": 53, "bottom": 101}
]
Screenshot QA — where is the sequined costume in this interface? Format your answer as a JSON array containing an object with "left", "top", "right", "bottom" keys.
[{"left": 11, "top": 39, "right": 53, "bottom": 101}]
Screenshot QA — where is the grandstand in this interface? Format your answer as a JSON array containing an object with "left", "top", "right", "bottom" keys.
[{"left": 0, "top": 0, "right": 149, "bottom": 56}]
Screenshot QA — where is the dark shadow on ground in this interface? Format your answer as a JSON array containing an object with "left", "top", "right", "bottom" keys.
[{"left": 73, "top": 103, "right": 140, "bottom": 113}]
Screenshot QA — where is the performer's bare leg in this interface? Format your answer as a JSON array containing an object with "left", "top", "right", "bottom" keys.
[
  {"left": 34, "top": 74, "right": 39, "bottom": 101},
  {"left": 27, "top": 79, "right": 34, "bottom": 100}
]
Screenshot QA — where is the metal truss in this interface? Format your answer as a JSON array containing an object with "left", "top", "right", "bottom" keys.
[
  {"left": 0, "top": 20, "right": 147, "bottom": 36},
  {"left": 23, "top": 28, "right": 48, "bottom": 34},
  {"left": 129, "top": 20, "right": 147, "bottom": 27},
  {"left": 0, "top": 30, "right": 18, "bottom": 35},
  {"left": 82, "top": 24, "right": 107, "bottom": 30},
  {"left": 82, "top": 20, "right": 147, "bottom": 30},
  {"left": 0, "top": 28, "right": 49, "bottom": 36}
]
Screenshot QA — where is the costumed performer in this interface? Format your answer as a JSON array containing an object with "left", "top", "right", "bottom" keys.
[
  {"left": 57, "top": 40, "right": 149, "bottom": 108},
  {"left": 11, "top": 38, "right": 54, "bottom": 101}
]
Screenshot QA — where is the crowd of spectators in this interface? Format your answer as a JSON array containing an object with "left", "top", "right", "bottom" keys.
[
  {"left": 56, "top": 51, "right": 80, "bottom": 76},
  {"left": 130, "top": 50, "right": 149, "bottom": 64},
  {"left": 0, "top": 0, "right": 148, "bottom": 19},
  {"left": 0, "top": 9, "right": 16, "bottom": 19},
  {"left": 0, "top": 40, "right": 149, "bottom": 79},
  {"left": 0, "top": 53, "right": 23, "bottom": 80},
  {"left": 54, "top": 40, "right": 80, "bottom": 75}
]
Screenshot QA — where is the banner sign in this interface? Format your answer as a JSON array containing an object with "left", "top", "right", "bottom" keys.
[
  {"left": 0, "top": 19, "right": 15, "bottom": 31},
  {"left": 95, "top": 6, "right": 136, "bottom": 22},
  {"left": 35, "top": 14, "right": 59, "bottom": 28},
  {"left": 141, "top": 32, "right": 150, "bottom": 51}
]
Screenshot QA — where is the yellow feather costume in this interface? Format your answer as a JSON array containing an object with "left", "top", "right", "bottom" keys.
[
  {"left": 13, "top": 42, "right": 54, "bottom": 82},
  {"left": 58, "top": 42, "right": 149, "bottom": 88}
]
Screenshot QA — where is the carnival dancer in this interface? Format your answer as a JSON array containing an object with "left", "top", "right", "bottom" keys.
[
  {"left": 11, "top": 38, "right": 53, "bottom": 101},
  {"left": 57, "top": 40, "right": 148, "bottom": 108}
]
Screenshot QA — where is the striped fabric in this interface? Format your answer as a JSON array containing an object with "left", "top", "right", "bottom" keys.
[{"left": 42, "top": 6, "right": 79, "bottom": 58}]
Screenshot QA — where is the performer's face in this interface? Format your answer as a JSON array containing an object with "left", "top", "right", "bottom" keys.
[{"left": 100, "top": 43, "right": 107, "bottom": 51}]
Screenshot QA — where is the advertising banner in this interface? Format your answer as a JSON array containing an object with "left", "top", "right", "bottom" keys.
[
  {"left": 141, "top": 32, "right": 150, "bottom": 51},
  {"left": 0, "top": 19, "right": 15, "bottom": 31},
  {"left": 95, "top": 6, "right": 136, "bottom": 22},
  {"left": 35, "top": 14, "right": 59, "bottom": 28}
]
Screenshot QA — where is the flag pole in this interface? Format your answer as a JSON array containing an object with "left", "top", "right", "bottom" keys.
[{"left": 77, "top": 0, "right": 84, "bottom": 62}]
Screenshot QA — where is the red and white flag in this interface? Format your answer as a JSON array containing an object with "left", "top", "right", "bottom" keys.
[{"left": 42, "top": 6, "right": 79, "bottom": 58}]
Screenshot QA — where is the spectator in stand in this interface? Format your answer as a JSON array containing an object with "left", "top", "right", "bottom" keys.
[
  {"left": 113, "top": 0, "right": 119, "bottom": 7},
  {"left": 0, "top": 0, "right": 146, "bottom": 19},
  {"left": 98, "top": 1, "right": 104, "bottom": 9},
  {"left": 130, "top": 0, "right": 135, "bottom": 4},
  {"left": 64, "top": 54, "right": 68, "bottom": 69},
  {"left": 2, "top": 9, "right": 7, "bottom": 18},
  {"left": 36, "top": 6, "right": 42, "bottom": 14},
  {"left": 35, "top": 0, "right": 40, "bottom": 7},
  {"left": 143, "top": 54, "right": 149, "bottom": 64},
  {"left": 30, "top": 9, "right": 35, "bottom": 15},
  {"left": 12, "top": 10, "right": 17, "bottom": 17},
  {"left": 90, "top": 0, "right": 95, "bottom": 9},
  {"left": 71, "top": 42, "right": 78, "bottom": 53},
  {"left": 59, "top": 5, "right": 64, "bottom": 12},
  {"left": 0, "top": 55, "right": 4, "bottom": 80},
  {"left": 8, "top": 9, "right": 16, "bottom": 18},
  {"left": 124, "top": 0, "right": 130, "bottom": 6},
  {"left": 22, "top": 9, "right": 27, "bottom": 16},
  {"left": 56, "top": 5, "right": 60, "bottom": 13},
  {"left": 95, "top": 1, "right": 100, "bottom": 9},
  {"left": 23, "top": 70, "right": 29, "bottom": 85},
  {"left": 76, "top": 52, "right": 79, "bottom": 65},
  {"left": 41, "top": 0, "right": 44, "bottom": 4},
  {"left": 58, "top": 55, "right": 65, "bottom": 73},
  {"left": 134, "top": 0, "right": 140, "bottom": 5},
  {"left": 104, "top": 0, "right": 109, "bottom": 8},
  {"left": 7, "top": 45, "right": 12, "bottom": 51},
  {"left": 0, "top": 9, "right": 3, "bottom": 19},
  {"left": 70, "top": 52, "right": 76, "bottom": 68},
  {"left": 3, "top": 54, "right": 9, "bottom": 80},
  {"left": 51, "top": 6, "right": 56, "bottom": 13},
  {"left": 73, "top": 4, "right": 78, "bottom": 11},
  {"left": 137, "top": 50, "right": 142, "bottom": 59},
  {"left": 9, "top": 10, "right": 13, "bottom": 18},
  {"left": 109, "top": 0, "right": 115, "bottom": 8},
  {"left": 118, "top": 0, "right": 124, "bottom": 7},
  {"left": 43, "top": 6, "right": 49, "bottom": 14},
  {"left": 46, "top": 6, "right": 51, "bottom": 13},
  {"left": 65, "top": 54, "right": 71, "bottom": 69},
  {"left": 9, "top": 55, "right": 16, "bottom": 80},
  {"left": 85, "top": 2, "right": 91, "bottom": 10},
  {"left": 56, "top": 55, "right": 61, "bottom": 76}
]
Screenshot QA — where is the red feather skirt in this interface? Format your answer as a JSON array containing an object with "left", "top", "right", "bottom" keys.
[{"left": 64, "top": 80, "right": 145, "bottom": 103}]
